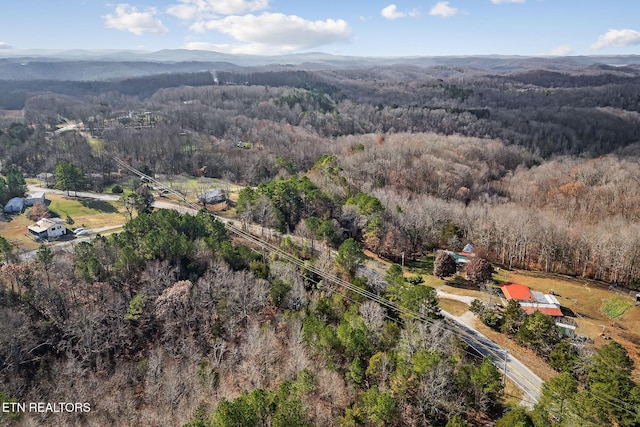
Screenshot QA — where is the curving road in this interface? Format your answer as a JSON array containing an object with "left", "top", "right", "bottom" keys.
[{"left": 441, "top": 310, "right": 542, "bottom": 405}]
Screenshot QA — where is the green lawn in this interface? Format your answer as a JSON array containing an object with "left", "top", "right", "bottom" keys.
[
  {"left": 45, "top": 194, "right": 126, "bottom": 230},
  {"left": 405, "top": 254, "right": 435, "bottom": 274},
  {"left": 1, "top": 194, "right": 126, "bottom": 251},
  {"left": 48, "top": 196, "right": 119, "bottom": 218},
  {"left": 439, "top": 298, "right": 469, "bottom": 316},
  {"left": 602, "top": 296, "right": 633, "bottom": 319}
]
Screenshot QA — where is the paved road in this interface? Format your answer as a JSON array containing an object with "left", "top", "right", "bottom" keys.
[
  {"left": 28, "top": 185, "right": 120, "bottom": 201},
  {"left": 436, "top": 289, "right": 476, "bottom": 305},
  {"left": 440, "top": 310, "right": 543, "bottom": 406},
  {"left": 437, "top": 289, "right": 542, "bottom": 405},
  {"left": 23, "top": 186, "right": 544, "bottom": 404}
]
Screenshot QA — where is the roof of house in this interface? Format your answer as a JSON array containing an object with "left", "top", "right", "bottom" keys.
[
  {"left": 27, "top": 218, "right": 65, "bottom": 233},
  {"left": 27, "top": 192, "right": 45, "bottom": 199},
  {"left": 198, "top": 189, "right": 226, "bottom": 203},
  {"left": 555, "top": 322, "right": 577, "bottom": 330},
  {"left": 520, "top": 305, "right": 564, "bottom": 317},
  {"left": 500, "top": 283, "right": 535, "bottom": 302},
  {"left": 444, "top": 250, "right": 469, "bottom": 264},
  {"left": 530, "top": 290, "right": 560, "bottom": 305}
]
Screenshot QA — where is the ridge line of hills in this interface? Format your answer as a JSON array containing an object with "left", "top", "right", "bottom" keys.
[{"left": 0, "top": 49, "right": 639, "bottom": 81}]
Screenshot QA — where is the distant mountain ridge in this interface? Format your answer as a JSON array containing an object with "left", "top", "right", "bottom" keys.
[{"left": 0, "top": 49, "right": 639, "bottom": 81}]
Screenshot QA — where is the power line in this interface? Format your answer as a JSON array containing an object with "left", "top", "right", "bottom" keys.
[
  {"left": 115, "top": 156, "right": 542, "bottom": 400},
  {"left": 113, "top": 157, "right": 640, "bottom": 416}
]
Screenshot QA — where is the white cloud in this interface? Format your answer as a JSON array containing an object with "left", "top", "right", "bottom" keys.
[
  {"left": 0, "top": 42, "right": 14, "bottom": 49},
  {"left": 490, "top": 0, "right": 525, "bottom": 4},
  {"left": 381, "top": 4, "right": 420, "bottom": 20},
  {"left": 430, "top": 2, "right": 459, "bottom": 17},
  {"left": 548, "top": 45, "right": 573, "bottom": 56},
  {"left": 103, "top": 4, "right": 168, "bottom": 35},
  {"left": 188, "top": 12, "right": 352, "bottom": 55},
  {"left": 591, "top": 29, "right": 640, "bottom": 50},
  {"left": 381, "top": 4, "right": 404, "bottom": 20},
  {"left": 167, "top": 0, "right": 270, "bottom": 20}
]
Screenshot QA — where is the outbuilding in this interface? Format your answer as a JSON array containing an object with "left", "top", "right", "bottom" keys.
[
  {"left": 3, "top": 197, "right": 24, "bottom": 214},
  {"left": 36, "top": 172, "right": 55, "bottom": 187},
  {"left": 25, "top": 192, "right": 46, "bottom": 206},
  {"left": 197, "top": 189, "right": 226, "bottom": 205}
]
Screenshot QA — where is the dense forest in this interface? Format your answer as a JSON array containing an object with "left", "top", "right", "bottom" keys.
[
  {"left": 3, "top": 60, "right": 640, "bottom": 285},
  {"left": 2, "top": 56, "right": 640, "bottom": 425}
]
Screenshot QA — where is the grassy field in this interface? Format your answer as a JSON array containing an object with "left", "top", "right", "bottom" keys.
[
  {"left": 155, "top": 176, "right": 244, "bottom": 195},
  {"left": 0, "top": 194, "right": 126, "bottom": 251},
  {"left": 439, "top": 283, "right": 486, "bottom": 301},
  {"left": 102, "top": 175, "right": 245, "bottom": 209},
  {"left": 438, "top": 298, "right": 469, "bottom": 316},
  {"left": 49, "top": 196, "right": 119, "bottom": 220},
  {"left": 496, "top": 269, "right": 640, "bottom": 380}
]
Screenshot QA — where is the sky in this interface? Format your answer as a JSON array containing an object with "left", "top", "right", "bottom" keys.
[{"left": 0, "top": 0, "right": 639, "bottom": 57}]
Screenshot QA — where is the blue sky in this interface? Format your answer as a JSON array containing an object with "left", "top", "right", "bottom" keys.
[{"left": 0, "top": 0, "right": 639, "bottom": 57}]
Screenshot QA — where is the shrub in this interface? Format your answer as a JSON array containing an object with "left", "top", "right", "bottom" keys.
[
  {"left": 465, "top": 258, "right": 493, "bottom": 285},
  {"left": 27, "top": 203, "right": 49, "bottom": 221},
  {"left": 433, "top": 250, "right": 457, "bottom": 279},
  {"left": 125, "top": 293, "right": 146, "bottom": 320}
]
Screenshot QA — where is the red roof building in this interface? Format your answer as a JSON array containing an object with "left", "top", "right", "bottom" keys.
[
  {"left": 519, "top": 305, "right": 564, "bottom": 317},
  {"left": 500, "top": 283, "right": 564, "bottom": 317},
  {"left": 500, "top": 283, "right": 534, "bottom": 302}
]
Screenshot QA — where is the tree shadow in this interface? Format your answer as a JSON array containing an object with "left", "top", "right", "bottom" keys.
[
  {"left": 405, "top": 255, "right": 434, "bottom": 274},
  {"left": 80, "top": 199, "right": 117, "bottom": 213},
  {"left": 445, "top": 275, "right": 479, "bottom": 291}
]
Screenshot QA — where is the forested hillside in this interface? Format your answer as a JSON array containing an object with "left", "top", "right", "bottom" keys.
[
  {"left": 0, "top": 210, "right": 508, "bottom": 426},
  {"left": 3, "top": 61, "right": 640, "bottom": 285},
  {"left": 3, "top": 56, "right": 640, "bottom": 426}
]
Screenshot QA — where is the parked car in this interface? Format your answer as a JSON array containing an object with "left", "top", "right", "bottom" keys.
[{"left": 73, "top": 227, "right": 89, "bottom": 236}]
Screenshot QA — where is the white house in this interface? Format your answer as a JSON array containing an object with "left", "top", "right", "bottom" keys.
[{"left": 27, "top": 218, "right": 67, "bottom": 240}]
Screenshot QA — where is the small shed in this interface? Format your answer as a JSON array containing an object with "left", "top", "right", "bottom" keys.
[
  {"left": 3, "top": 197, "right": 24, "bottom": 214},
  {"left": 27, "top": 218, "right": 67, "bottom": 239},
  {"left": 197, "top": 189, "right": 226, "bottom": 204},
  {"left": 36, "top": 172, "right": 55, "bottom": 187},
  {"left": 25, "top": 192, "right": 46, "bottom": 206},
  {"left": 555, "top": 322, "right": 577, "bottom": 337}
]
